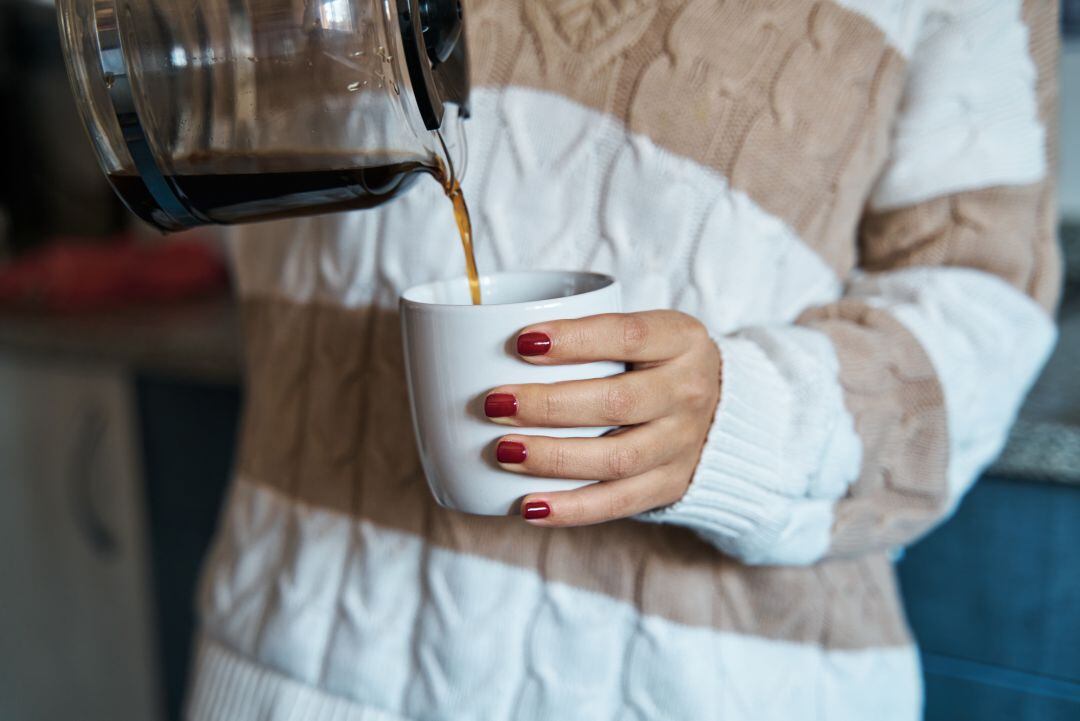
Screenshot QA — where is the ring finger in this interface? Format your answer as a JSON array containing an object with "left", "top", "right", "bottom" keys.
[
  {"left": 495, "top": 420, "right": 684, "bottom": 481},
  {"left": 485, "top": 367, "right": 673, "bottom": 428}
]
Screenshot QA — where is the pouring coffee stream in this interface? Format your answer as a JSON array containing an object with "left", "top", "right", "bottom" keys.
[
  {"left": 435, "top": 130, "right": 482, "bottom": 306},
  {"left": 448, "top": 183, "right": 481, "bottom": 306}
]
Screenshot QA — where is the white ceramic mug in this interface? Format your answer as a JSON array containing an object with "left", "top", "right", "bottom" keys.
[{"left": 400, "top": 271, "right": 622, "bottom": 515}]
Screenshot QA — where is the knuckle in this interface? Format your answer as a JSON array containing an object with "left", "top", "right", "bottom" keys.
[
  {"left": 685, "top": 317, "right": 710, "bottom": 344},
  {"left": 574, "top": 495, "right": 591, "bottom": 522},
  {"left": 605, "top": 443, "right": 642, "bottom": 479},
  {"left": 600, "top": 383, "right": 637, "bottom": 423},
  {"left": 553, "top": 320, "right": 595, "bottom": 360},
  {"left": 651, "top": 474, "right": 687, "bottom": 509},
  {"left": 606, "top": 490, "right": 634, "bottom": 520},
  {"left": 555, "top": 495, "right": 590, "bottom": 526},
  {"left": 620, "top": 315, "right": 650, "bottom": 354},
  {"left": 550, "top": 443, "right": 571, "bottom": 478},
  {"left": 542, "top": 389, "right": 563, "bottom": 426},
  {"left": 568, "top": 324, "right": 593, "bottom": 354},
  {"left": 682, "top": 374, "right": 717, "bottom": 410}
]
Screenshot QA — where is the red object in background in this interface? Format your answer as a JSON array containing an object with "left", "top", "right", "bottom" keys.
[{"left": 0, "top": 237, "right": 229, "bottom": 312}]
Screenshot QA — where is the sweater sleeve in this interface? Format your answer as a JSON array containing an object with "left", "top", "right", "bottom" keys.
[{"left": 641, "top": 0, "right": 1062, "bottom": 564}]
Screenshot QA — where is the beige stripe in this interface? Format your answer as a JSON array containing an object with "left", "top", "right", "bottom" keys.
[
  {"left": 800, "top": 302, "right": 949, "bottom": 556},
  {"left": 467, "top": 0, "right": 907, "bottom": 277},
  {"left": 859, "top": 182, "right": 1061, "bottom": 314},
  {"left": 235, "top": 297, "right": 911, "bottom": 650}
]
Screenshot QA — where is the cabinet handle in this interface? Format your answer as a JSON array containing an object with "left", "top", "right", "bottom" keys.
[{"left": 68, "top": 406, "right": 120, "bottom": 558}]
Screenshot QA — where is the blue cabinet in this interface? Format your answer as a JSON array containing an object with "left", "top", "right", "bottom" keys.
[
  {"left": 898, "top": 476, "right": 1080, "bottom": 720},
  {"left": 135, "top": 374, "right": 240, "bottom": 721}
]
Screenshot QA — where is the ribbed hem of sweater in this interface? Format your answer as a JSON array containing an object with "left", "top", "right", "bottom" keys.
[
  {"left": 186, "top": 635, "right": 411, "bottom": 721},
  {"left": 639, "top": 336, "right": 795, "bottom": 553}
]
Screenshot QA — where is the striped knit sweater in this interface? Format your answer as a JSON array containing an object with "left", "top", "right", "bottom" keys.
[{"left": 188, "top": 1, "right": 1061, "bottom": 720}]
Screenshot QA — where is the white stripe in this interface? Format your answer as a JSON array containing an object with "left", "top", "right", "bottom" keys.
[
  {"left": 188, "top": 637, "right": 408, "bottom": 721},
  {"left": 197, "top": 479, "right": 920, "bottom": 721},
  {"left": 870, "top": 0, "right": 1045, "bottom": 210},
  {"left": 850, "top": 267, "right": 1056, "bottom": 502},
  {"left": 833, "top": 0, "right": 926, "bottom": 56},
  {"left": 229, "top": 87, "right": 841, "bottom": 334}
]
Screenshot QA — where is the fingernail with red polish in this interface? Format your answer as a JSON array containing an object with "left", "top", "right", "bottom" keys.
[
  {"left": 484, "top": 393, "right": 518, "bottom": 418},
  {"left": 517, "top": 332, "right": 552, "bottom": 357},
  {"left": 497, "top": 440, "right": 527, "bottom": 464},
  {"left": 522, "top": 501, "right": 551, "bottom": 520}
]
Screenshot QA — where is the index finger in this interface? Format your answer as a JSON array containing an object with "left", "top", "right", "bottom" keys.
[{"left": 515, "top": 310, "right": 706, "bottom": 365}]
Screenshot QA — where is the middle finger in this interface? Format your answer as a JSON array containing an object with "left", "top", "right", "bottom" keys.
[{"left": 484, "top": 368, "right": 674, "bottom": 427}]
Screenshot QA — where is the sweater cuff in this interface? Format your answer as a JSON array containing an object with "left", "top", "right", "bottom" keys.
[{"left": 639, "top": 336, "right": 795, "bottom": 553}]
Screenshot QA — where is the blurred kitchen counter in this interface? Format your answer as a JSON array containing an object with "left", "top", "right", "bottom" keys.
[{"left": 0, "top": 294, "right": 241, "bottom": 383}]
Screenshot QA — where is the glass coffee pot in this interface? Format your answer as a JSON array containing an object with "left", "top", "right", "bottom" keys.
[{"left": 56, "top": 0, "right": 470, "bottom": 232}]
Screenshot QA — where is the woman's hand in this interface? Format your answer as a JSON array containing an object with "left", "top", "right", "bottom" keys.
[{"left": 484, "top": 310, "right": 721, "bottom": 526}]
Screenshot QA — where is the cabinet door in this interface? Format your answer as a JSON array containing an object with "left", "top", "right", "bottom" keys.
[{"left": 0, "top": 355, "right": 162, "bottom": 721}]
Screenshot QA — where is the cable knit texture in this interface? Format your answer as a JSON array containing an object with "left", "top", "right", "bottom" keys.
[{"left": 190, "top": 1, "right": 1061, "bottom": 720}]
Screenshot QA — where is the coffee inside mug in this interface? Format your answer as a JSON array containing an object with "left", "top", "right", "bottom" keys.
[{"left": 402, "top": 270, "right": 615, "bottom": 307}]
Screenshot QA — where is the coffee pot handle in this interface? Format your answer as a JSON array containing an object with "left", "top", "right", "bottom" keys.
[
  {"left": 434, "top": 24, "right": 471, "bottom": 121},
  {"left": 397, "top": 0, "right": 471, "bottom": 130}
]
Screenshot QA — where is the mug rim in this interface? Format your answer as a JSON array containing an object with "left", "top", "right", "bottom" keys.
[{"left": 400, "top": 270, "right": 618, "bottom": 311}]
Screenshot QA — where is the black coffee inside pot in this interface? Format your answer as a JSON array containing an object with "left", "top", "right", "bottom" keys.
[{"left": 108, "top": 152, "right": 431, "bottom": 226}]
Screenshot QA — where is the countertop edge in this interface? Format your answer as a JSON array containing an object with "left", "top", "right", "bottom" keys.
[{"left": 987, "top": 419, "right": 1080, "bottom": 486}]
